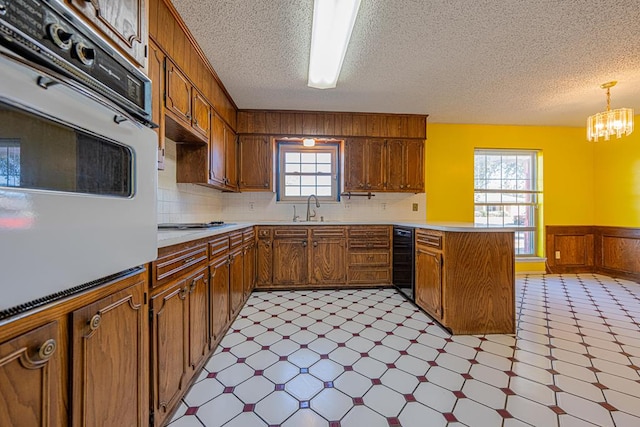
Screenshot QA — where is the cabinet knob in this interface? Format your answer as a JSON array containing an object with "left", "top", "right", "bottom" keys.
[
  {"left": 193, "top": 119, "right": 198, "bottom": 126},
  {"left": 189, "top": 279, "right": 197, "bottom": 292},
  {"left": 89, "top": 314, "right": 101, "bottom": 331},
  {"left": 400, "top": 185, "right": 404, "bottom": 189},
  {"left": 186, "top": 113, "right": 192, "bottom": 120},
  {"left": 407, "top": 184, "right": 411, "bottom": 188},
  {"left": 264, "top": 182, "right": 269, "bottom": 187},
  {"left": 358, "top": 183, "right": 364, "bottom": 188},
  {"left": 313, "top": 241, "right": 318, "bottom": 247},
  {"left": 179, "top": 287, "right": 188, "bottom": 299},
  {"left": 36, "top": 339, "right": 57, "bottom": 361},
  {"left": 302, "top": 241, "right": 308, "bottom": 247}
]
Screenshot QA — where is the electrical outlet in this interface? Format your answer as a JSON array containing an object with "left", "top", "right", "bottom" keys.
[
  {"left": 380, "top": 203, "right": 387, "bottom": 210},
  {"left": 344, "top": 202, "right": 352, "bottom": 209},
  {"left": 249, "top": 202, "right": 255, "bottom": 211},
  {"left": 412, "top": 203, "right": 418, "bottom": 212},
  {"left": 555, "top": 251, "right": 560, "bottom": 260}
]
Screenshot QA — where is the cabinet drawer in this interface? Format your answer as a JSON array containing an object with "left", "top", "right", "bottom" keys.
[
  {"left": 348, "top": 251, "right": 390, "bottom": 266},
  {"left": 274, "top": 228, "right": 309, "bottom": 238},
  {"left": 416, "top": 229, "right": 444, "bottom": 249},
  {"left": 243, "top": 228, "right": 255, "bottom": 243},
  {"left": 348, "top": 239, "right": 390, "bottom": 249},
  {"left": 257, "top": 228, "right": 272, "bottom": 239},
  {"left": 348, "top": 268, "right": 391, "bottom": 284},
  {"left": 209, "top": 234, "right": 230, "bottom": 260},
  {"left": 154, "top": 244, "right": 208, "bottom": 286},
  {"left": 311, "top": 227, "right": 346, "bottom": 238},
  {"left": 230, "top": 231, "right": 243, "bottom": 248},
  {"left": 348, "top": 226, "right": 390, "bottom": 239}
]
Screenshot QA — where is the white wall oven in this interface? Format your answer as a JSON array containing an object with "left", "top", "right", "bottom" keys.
[{"left": 0, "top": 0, "right": 157, "bottom": 315}]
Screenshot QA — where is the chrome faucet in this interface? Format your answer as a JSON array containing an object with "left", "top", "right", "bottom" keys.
[{"left": 306, "top": 194, "right": 320, "bottom": 221}]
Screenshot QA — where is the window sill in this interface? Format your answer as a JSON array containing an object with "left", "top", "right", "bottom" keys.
[{"left": 515, "top": 256, "right": 546, "bottom": 263}]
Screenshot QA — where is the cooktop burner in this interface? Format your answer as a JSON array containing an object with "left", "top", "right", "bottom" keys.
[{"left": 158, "top": 221, "right": 227, "bottom": 230}]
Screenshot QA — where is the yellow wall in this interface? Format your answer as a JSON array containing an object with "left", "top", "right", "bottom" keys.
[
  {"left": 425, "top": 123, "right": 596, "bottom": 261},
  {"left": 593, "top": 116, "right": 640, "bottom": 227}
]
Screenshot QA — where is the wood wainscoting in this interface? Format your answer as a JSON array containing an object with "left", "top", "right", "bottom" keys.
[{"left": 546, "top": 226, "right": 640, "bottom": 281}]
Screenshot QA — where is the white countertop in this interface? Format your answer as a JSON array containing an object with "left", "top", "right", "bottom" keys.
[{"left": 158, "top": 221, "right": 514, "bottom": 248}]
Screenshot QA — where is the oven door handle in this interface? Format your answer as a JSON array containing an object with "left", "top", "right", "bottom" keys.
[{"left": 20, "top": 54, "right": 150, "bottom": 129}]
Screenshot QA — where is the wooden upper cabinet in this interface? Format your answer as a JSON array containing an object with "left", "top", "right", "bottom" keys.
[
  {"left": 344, "top": 138, "right": 367, "bottom": 191},
  {"left": 386, "top": 139, "right": 424, "bottom": 192},
  {"left": 0, "top": 321, "right": 61, "bottom": 427},
  {"left": 225, "top": 126, "right": 238, "bottom": 191},
  {"left": 239, "top": 135, "right": 272, "bottom": 191},
  {"left": 67, "top": 0, "right": 147, "bottom": 67},
  {"left": 192, "top": 89, "right": 211, "bottom": 140},
  {"left": 344, "top": 138, "right": 385, "bottom": 191},
  {"left": 165, "top": 59, "right": 192, "bottom": 127},
  {"left": 148, "top": 39, "right": 165, "bottom": 170},
  {"left": 209, "top": 113, "right": 226, "bottom": 187},
  {"left": 366, "top": 138, "right": 386, "bottom": 191},
  {"left": 404, "top": 139, "right": 424, "bottom": 192},
  {"left": 238, "top": 110, "right": 427, "bottom": 139},
  {"left": 71, "top": 280, "right": 148, "bottom": 427}
]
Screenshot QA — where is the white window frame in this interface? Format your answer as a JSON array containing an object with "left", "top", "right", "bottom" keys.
[
  {"left": 0, "top": 139, "right": 20, "bottom": 187},
  {"left": 276, "top": 140, "right": 340, "bottom": 202},
  {"left": 474, "top": 149, "right": 541, "bottom": 256}
]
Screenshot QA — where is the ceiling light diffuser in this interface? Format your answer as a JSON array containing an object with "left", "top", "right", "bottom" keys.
[
  {"left": 303, "top": 138, "right": 316, "bottom": 147},
  {"left": 308, "top": 0, "right": 361, "bottom": 89}
]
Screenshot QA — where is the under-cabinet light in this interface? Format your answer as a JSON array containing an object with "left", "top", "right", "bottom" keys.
[
  {"left": 303, "top": 138, "right": 316, "bottom": 147},
  {"left": 307, "top": 0, "right": 361, "bottom": 89}
]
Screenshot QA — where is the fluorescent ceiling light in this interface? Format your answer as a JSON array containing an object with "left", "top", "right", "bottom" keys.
[{"left": 308, "top": 0, "right": 361, "bottom": 89}]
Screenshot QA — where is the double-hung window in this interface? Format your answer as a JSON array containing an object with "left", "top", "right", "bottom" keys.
[
  {"left": 0, "top": 139, "right": 20, "bottom": 187},
  {"left": 474, "top": 149, "right": 540, "bottom": 256},
  {"left": 277, "top": 140, "right": 340, "bottom": 202}
]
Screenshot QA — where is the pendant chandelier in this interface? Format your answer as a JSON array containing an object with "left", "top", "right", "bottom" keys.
[{"left": 587, "top": 81, "right": 634, "bottom": 142}]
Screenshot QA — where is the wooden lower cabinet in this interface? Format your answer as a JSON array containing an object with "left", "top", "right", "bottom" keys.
[
  {"left": 415, "top": 246, "right": 443, "bottom": 320},
  {"left": 72, "top": 280, "right": 148, "bottom": 427},
  {"left": 272, "top": 238, "right": 308, "bottom": 286},
  {"left": 256, "top": 225, "right": 390, "bottom": 288},
  {"left": 150, "top": 280, "right": 189, "bottom": 427},
  {"left": 188, "top": 270, "right": 209, "bottom": 371},
  {"left": 243, "top": 240, "right": 256, "bottom": 299},
  {"left": 414, "top": 229, "right": 515, "bottom": 335},
  {"left": 310, "top": 227, "right": 347, "bottom": 285},
  {"left": 0, "top": 321, "right": 61, "bottom": 427},
  {"left": 210, "top": 255, "right": 230, "bottom": 346},
  {"left": 229, "top": 248, "right": 244, "bottom": 317}
]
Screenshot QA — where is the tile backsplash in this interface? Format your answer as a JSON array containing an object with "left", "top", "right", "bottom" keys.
[{"left": 158, "top": 139, "right": 426, "bottom": 223}]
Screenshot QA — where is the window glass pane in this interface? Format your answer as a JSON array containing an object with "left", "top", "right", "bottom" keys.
[
  {"left": 300, "top": 186, "right": 315, "bottom": 196},
  {"left": 285, "top": 186, "right": 300, "bottom": 196},
  {"left": 474, "top": 192, "right": 486, "bottom": 203},
  {"left": 301, "top": 176, "right": 316, "bottom": 186},
  {"left": 285, "top": 175, "right": 300, "bottom": 186},
  {"left": 285, "top": 152, "right": 300, "bottom": 163},
  {"left": 301, "top": 152, "right": 316, "bottom": 163},
  {"left": 316, "top": 186, "right": 331, "bottom": 196},
  {"left": 285, "top": 163, "right": 300, "bottom": 173},
  {"left": 316, "top": 153, "right": 331, "bottom": 163},
  {"left": 301, "top": 163, "right": 316, "bottom": 173},
  {"left": 317, "top": 176, "right": 331, "bottom": 186},
  {"left": 317, "top": 164, "right": 331, "bottom": 173}
]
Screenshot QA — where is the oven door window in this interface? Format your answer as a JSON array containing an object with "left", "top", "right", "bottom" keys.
[{"left": 0, "top": 101, "right": 132, "bottom": 197}]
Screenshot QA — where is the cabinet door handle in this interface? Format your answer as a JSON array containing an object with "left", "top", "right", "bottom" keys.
[
  {"left": 183, "top": 256, "right": 197, "bottom": 264},
  {"left": 264, "top": 182, "right": 269, "bottom": 187},
  {"left": 36, "top": 339, "right": 57, "bottom": 361},
  {"left": 407, "top": 184, "right": 411, "bottom": 188},
  {"left": 189, "top": 279, "right": 197, "bottom": 292},
  {"left": 302, "top": 241, "right": 308, "bottom": 247},
  {"left": 313, "top": 241, "right": 318, "bottom": 247},
  {"left": 89, "top": 314, "right": 101, "bottom": 331},
  {"left": 179, "top": 287, "right": 188, "bottom": 299},
  {"left": 400, "top": 185, "right": 404, "bottom": 189},
  {"left": 193, "top": 118, "right": 198, "bottom": 126},
  {"left": 186, "top": 113, "right": 192, "bottom": 120}
]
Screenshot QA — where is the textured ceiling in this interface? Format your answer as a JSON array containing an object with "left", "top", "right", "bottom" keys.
[{"left": 170, "top": 0, "right": 640, "bottom": 126}]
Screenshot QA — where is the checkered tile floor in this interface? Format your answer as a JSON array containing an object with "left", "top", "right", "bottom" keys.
[{"left": 168, "top": 274, "right": 640, "bottom": 427}]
